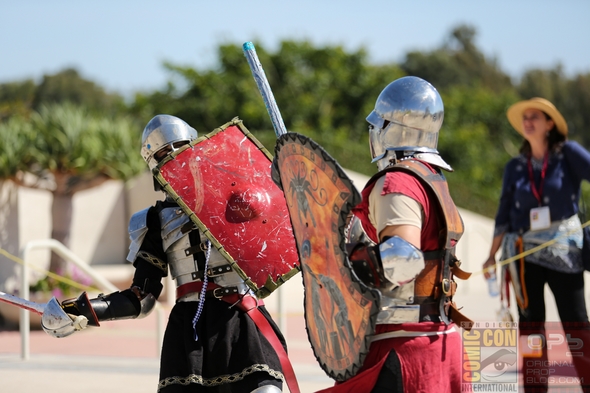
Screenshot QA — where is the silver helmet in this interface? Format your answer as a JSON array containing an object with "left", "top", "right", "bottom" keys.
[
  {"left": 366, "top": 76, "right": 452, "bottom": 171},
  {"left": 141, "top": 115, "right": 198, "bottom": 170}
]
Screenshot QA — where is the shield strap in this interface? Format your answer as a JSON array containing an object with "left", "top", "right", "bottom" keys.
[{"left": 224, "top": 294, "right": 301, "bottom": 393}]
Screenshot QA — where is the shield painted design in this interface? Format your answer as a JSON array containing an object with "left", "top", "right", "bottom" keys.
[
  {"left": 153, "top": 118, "right": 300, "bottom": 298},
  {"left": 274, "top": 132, "right": 381, "bottom": 381}
]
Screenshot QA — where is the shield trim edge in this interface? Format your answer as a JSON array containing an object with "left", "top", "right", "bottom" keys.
[{"left": 275, "top": 132, "right": 382, "bottom": 381}]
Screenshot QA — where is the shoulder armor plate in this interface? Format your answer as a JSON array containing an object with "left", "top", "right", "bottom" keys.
[
  {"left": 159, "top": 207, "right": 193, "bottom": 251},
  {"left": 126, "top": 208, "right": 150, "bottom": 263}
]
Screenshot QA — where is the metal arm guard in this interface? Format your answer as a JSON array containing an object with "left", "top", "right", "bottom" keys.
[
  {"left": 61, "top": 289, "right": 156, "bottom": 327},
  {"left": 346, "top": 214, "right": 386, "bottom": 287},
  {"left": 348, "top": 236, "right": 425, "bottom": 292},
  {"left": 347, "top": 241, "right": 384, "bottom": 288}
]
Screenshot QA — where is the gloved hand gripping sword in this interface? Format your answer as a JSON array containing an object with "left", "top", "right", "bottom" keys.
[
  {"left": 0, "top": 290, "right": 88, "bottom": 338},
  {"left": 1, "top": 284, "right": 157, "bottom": 339}
]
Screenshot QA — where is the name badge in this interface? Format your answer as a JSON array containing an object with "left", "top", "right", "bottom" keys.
[{"left": 530, "top": 206, "right": 551, "bottom": 231}]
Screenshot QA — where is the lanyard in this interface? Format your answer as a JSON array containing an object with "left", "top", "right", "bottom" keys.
[{"left": 527, "top": 152, "right": 549, "bottom": 206}]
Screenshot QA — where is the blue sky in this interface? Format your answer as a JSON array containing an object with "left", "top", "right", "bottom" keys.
[{"left": 2, "top": 1, "right": 589, "bottom": 96}]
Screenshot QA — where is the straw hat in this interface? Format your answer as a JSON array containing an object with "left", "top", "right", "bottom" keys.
[{"left": 506, "top": 97, "right": 568, "bottom": 136}]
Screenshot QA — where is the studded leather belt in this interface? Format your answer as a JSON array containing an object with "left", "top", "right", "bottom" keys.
[{"left": 175, "top": 281, "right": 240, "bottom": 301}]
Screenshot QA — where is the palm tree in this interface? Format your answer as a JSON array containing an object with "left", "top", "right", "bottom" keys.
[{"left": 0, "top": 103, "right": 145, "bottom": 275}]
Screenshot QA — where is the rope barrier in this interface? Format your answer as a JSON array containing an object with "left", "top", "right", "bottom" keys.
[
  {"left": 0, "top": 246, "right": 102, "bottom": 293},
  {"left": 477, "top": 219, "right": 590, "bottom": 276}
]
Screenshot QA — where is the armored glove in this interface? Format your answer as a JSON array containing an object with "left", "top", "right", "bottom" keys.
[{"left": 41, "top": 296, "right": 89, "bottom": 338}]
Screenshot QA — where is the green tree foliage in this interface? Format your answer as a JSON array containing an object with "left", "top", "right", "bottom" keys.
[
  {"left": 32, "top": 68, "right": 127, "bottom": 115},
  {"left": 131, "top": 32, "right": 522, "bottom": 215},
  {"left": 0, "top": 69, "right": 145, "bottom": 277},
  {"left": 0, "top": 80, "right": 36, "bottom": 120},
  {"left": 566, "top": 73, "right": 590, "bottom": 147},
  {"left": 0, "top": 68, "right": 126, "bottom": 121},
  {"left": 0, "top": 103, "right": 144, "bottom": 273},
  {"left": 440, "top": 86, "right": 522, "bottom": 216},
  {"left": 0, "top": 116, "right": 32, "bottom": 177},
  {"left": 401, "top": 25, "right": 512, "bottom": 92},
  {"left": 130, "top": 41, "right": 404, "bottom": 134},
  {"left": 130, "top": 40, "right": 405, "bottom": 176}
]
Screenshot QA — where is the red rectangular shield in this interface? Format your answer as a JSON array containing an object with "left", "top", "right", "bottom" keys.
[{"left": 154, "top": 118, "right": 300, "bottom": 298}]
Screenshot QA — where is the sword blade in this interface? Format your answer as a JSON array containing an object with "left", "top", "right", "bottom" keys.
[
  {"left": 242, "top": 41, "right": 288, "bottom": 138},
  {"left": 0, "top": 290, "right": 46, "bottom": 315}
]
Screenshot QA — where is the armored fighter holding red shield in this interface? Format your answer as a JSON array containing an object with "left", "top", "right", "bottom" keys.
[{"left": 36, "top": 114, "right": 301, "bottom": 393}]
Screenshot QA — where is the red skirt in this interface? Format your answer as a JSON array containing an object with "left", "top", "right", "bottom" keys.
[{"left": 316, "top": 322, "right": 463, "bottom": 393}]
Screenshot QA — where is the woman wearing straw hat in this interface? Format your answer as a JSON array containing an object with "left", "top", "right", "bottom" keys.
[{"left": 482, "top": 97, "right": 590, "bottom": 392}]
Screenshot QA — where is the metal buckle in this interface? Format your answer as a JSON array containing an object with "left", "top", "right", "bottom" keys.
[
  {"left": 207, "top": 264, "right": 232, "bottom": 277},
  {"left": 442, "top": 278, "right": 451, "bottom": 295}
]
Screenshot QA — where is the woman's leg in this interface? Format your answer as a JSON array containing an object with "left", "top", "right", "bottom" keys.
[
  {"left": 547, "top": 269, "right": 590, "bottom": 391},
  {"left": 518, "top": 262, "right": 549, "bottom": 393}
]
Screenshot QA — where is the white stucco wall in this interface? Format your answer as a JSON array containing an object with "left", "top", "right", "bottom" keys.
[{"left": 0, "top": 181, "right": 21, "bottom": 290}]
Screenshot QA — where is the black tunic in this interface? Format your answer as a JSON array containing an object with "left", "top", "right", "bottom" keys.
[{"left": 132, "top": 201, "right": 285, "bottom": 392}]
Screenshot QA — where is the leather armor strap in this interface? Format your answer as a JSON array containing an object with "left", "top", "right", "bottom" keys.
[
  {"left": 422, "top": 249, "right": 443, "bottom": 260},
  {"left": 376, "top": 159, "right": 473, "bottom": 328},
  {"left": 448, "top": 302, "right": 474, "bottom": 330},
  {"left": 177, "top": 281, "right": 214, "bottom": 300},
  {"left": 207, "top": 264, "right": 233, "bottom": 277},
  {"left": 224, "top": 294, "right": 301, "bottom": 393},
  {"left": 175, "top": 281, "right": 240, "bottom": 300},
  {"left": 187, "top": 264, "right": 234, "bottom": 281},
  {"left": 393, "top": 160, "right": 464, "bottom": 247},
  {"left": 419, "top": 302, "right": 441, "bottom": 321}
]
